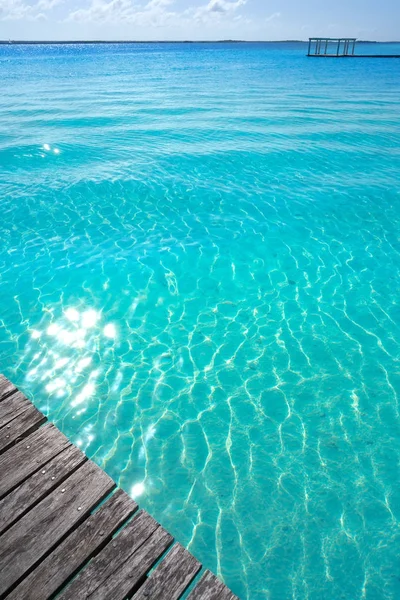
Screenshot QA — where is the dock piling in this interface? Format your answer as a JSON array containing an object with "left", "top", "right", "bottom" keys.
[{"left": 307, "top": 37, "right": 400, "bottom": 58}]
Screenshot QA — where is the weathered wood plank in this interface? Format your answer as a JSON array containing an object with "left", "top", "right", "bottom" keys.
[
  {"left": 58, "top": 510, "right": 161, "bottom": 600},
  {"left": 0, "top": 402, "right": 46, "bottom": 455},
  {"left": 0, "top": 422, "right": 70, "bottom": 499},
  {"left": 0, "top": 444, "right": 86, "bottom": 535},
  {"left": 0, "top": 459, "right": 115, "bottom": 597},
  {"left": 0, "top": 375, "right": 237, "bottom": 600},
  {"left": 0, "top": 391, "right": 32, "bottom": 428},
  {"left": 187, "top": 570, "right": 239, "bottom": 600},
  {"left": 133, "top": 543, "right": 201, "bottom": 600},
  {"left": 0, "top": 374, "right": 17, "bottom": 401},
  {"left": 7, "top": 489, "right": 138, "bottom": 600},
  {"left": 89, "top": 526, "right": 174, "bottom": 600}
]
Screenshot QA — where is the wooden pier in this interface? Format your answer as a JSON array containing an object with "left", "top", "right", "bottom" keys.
[
  {"left": 307, "top": 37, "right": 400, "bottom": 58},
  {"left": 0, "top": 374, "right": 238, "bottom": 600}
]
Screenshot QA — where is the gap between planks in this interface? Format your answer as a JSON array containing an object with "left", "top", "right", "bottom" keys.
[{"left": 0, "top": 374, "right": 239, "bottom": 600}]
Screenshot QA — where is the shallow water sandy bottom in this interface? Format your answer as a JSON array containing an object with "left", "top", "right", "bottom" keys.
[{"left": 1, "top": 42, "right": 400, "bottom": 600}]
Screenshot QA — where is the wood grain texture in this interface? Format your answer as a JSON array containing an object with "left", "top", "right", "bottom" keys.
[
  {"left": 0, "top": 403, "right": 46, "bottom": 455},
  {"left": 89, "top": 525, "right": 174, "bottom": 600},
  {"left": 133, "top": 543, "right": 201, "bottom": 600},
  {"left": 0, "top": 391, "right": 32, "bottom": 429},
  {"left": 58, "top": 510, "right": 161, "bottom": 600},
  {"left": 187, "top": 570, "right": 239, "bottom": 600},
  {"left": 0, "top": 375, "right": 238, "bottom": 600},
  {"left": 0, "top": 374, "right": 17, "bottom": 401},
  {"left": 0, "top": 459, "right": 114, "bottom": 597},
  {"left": 0, "top": 444, "right": 86, "bottom": 535},
  {"left": 7, "top": 489, "right": 138, "bottom": 600},
  {"left": 0, "top": 422, "right": 70, "bottom": 499}
]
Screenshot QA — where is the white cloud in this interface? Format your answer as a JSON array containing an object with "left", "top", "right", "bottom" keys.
[
  {"left": 205, "top": 0, "right": 245, "bottom": 14},
  {"left": 67, "top": 0, "right": 178, "bottom": 27},
  {"left": 37, "top": 0, "right": 63, "bottom": 9},
  {"left": 265, "top": 11, "right": 280, "bottom": 22},
  {"left": 68, "top": 0, "right": 134, "bottom": 23},
  {"left": 146, "top": 0, "right": 174, "bottom": 7},
  {"left": 0, "top": 0, "right": 258, "bottom": 38},
  {"left": 190, "top": 0, "right": 246, "bottom": 24},
  {"left": 66, "top": 0, "right": 247, "bottom": 27},
  {"left": 0, "top": 0, "right": 32, "bottom": 20},
  {"left": 0, "top": 0, "right": 62, "bottom": 20}
]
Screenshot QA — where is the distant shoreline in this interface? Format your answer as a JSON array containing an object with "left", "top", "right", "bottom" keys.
[{"left": 1, "top": 39, "right": 399, "bottom": 45}]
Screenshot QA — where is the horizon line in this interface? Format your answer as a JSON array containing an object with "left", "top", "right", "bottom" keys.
[{"left": 1, "top": 39, "right": 399, "bottom": 45}]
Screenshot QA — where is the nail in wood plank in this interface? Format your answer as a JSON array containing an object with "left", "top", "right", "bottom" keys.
[
  {"left": 0, "top": 459, "right": 115, "bottom": 596},
  {"left": 0, "top": 444, "right": 86, "bottom": 535},
  {"left": 58, "top": 510, "right": 161, "bottom": 600},
  {"left": 133, "top": 543, "right": 201, "bottom": 600},
  {"left": 187, "top": 571, "right": 239, "bottom": 600},
  {"left": 0, "top": 403, "right": 46, "bottom": 455},
  {"left": 7, "top": 489, "right": 137, "bottom": 600},
  {"left": 0, "top": 423, "right": 70, "bottom": 499}
]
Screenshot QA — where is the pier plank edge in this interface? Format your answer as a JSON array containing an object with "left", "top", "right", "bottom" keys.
[{"left": 0, "top": 375, "right": 238, "bottom": 600}]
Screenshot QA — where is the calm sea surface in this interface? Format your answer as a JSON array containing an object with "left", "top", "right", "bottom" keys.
[{"left": 1, "top": 42, "right": 400, "bottom": 599}]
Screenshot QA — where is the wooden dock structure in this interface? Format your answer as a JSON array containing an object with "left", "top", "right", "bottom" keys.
[
  {"left": 308, "top": 37, "right": 356, "bottom": 57},
  {"left": 0, "top": 374, "right": 238, "bottom": 600},
  {"left": 307, "top": 37, "right": 400, "bottom": 58}
]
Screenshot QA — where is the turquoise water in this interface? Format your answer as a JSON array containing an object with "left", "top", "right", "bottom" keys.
[{"left": 1, "top": 42, "right": 400, "bottom": 599}]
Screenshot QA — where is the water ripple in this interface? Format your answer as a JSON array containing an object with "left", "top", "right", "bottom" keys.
[{"left": 1, "top": 42, "right": 400, "bottom": 600}]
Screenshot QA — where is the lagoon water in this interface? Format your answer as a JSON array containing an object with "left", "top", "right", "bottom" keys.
[{"left": 1, "top": 42, "right": 400, "bottom": 599}]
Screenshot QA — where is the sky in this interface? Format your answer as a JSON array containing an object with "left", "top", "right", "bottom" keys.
[{"left": 0, "top": 0, "right": 398, "bottom": 41}]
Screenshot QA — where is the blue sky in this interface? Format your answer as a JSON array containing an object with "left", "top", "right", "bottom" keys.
[{"left": 0, "top": 0, "right": 397, "bottom": 41}]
